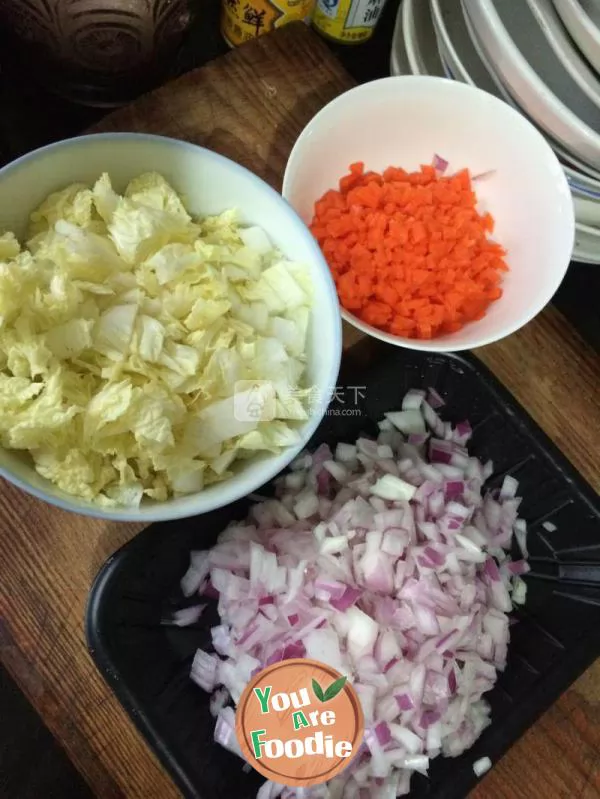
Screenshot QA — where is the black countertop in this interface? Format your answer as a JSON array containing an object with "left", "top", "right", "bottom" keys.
[{"left": 0, "top": 3, "right": 597, "bottom": 796}]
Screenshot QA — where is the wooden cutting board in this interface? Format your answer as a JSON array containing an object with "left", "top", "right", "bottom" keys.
[
  {"left": 1, "top": 22, "right": 599, "bottom": 799},
  {"left": 90, "top": 23, "right": 352, "bottom": 190}
]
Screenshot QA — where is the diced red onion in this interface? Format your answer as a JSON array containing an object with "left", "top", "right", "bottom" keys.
[
  {"left": 427, "top": 387, "right": 445, "bottom": 408},
  {"left": 499, "top": 475, "right": 519, "bottom": 499},
  {"left": 211, "top": 625, "right": 235, "bottom": 657},
  {"left": 163, "top": 605, "right": 205, "bottom": 627},
  {"left": 182, "top": 390, "right": 532, "bottom": 798},
  {"left": 471, "top": 169, "right": 497, "bottom": 182},
  {"left": 514, "top": 518, "right": 528, "bottom": 557},
  {"left": 454, "top": 420, "right": 473, "bottom": 445},
  {"left": 374, "top": 721, "right": 392, "bottom": 746},
  {"left": 473, "top": 755, "right": 492, "bottom": 777},
  {"left": 214, "top": 706, "right": 243, "bottom": 756},
  {"left": 432, "top": 153, "right": 449, "bottom": 173},
  {"left": 401, "top": 389, "right": 426, "bottom": 410},
  {"left": 257, "top": 781, "right": 284, "bottom": 799},
  {"left": 505, "top": 559, "right": 530, "bottom": 576},
  {"left": 201, "top": 580, "right": 219, "bottom": 599},
  {"left": 395, "top": 692, "right": 415, "bottom": 711},
  {"left": 330, "top": 585, "right": 362, "bottom": 612},
  {"left": 209, "top": 687, "right": 229, "bottom": 717},
  {"left": 336, "top": 442, "right": 358, "bottom": 462},
  {"left": 511, "top": 576, "right": 527, "bottom": 605},
  {"left": 191, "top": 649, "right": 220, "bottom": 692},
  {"left": 181, "top": 550, "right": 210, "bottom": 597}
]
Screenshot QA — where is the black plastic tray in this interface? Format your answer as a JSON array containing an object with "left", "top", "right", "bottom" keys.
[{"left": 86, "top": 344, "right": 600, "bottom": 799}]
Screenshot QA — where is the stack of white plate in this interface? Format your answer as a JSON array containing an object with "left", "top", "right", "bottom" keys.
[{"left": 390, "top": 0, "right": 600, "bottom": 264}]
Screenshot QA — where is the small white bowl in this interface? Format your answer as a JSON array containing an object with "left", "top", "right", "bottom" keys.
[
  {"left": 554, "top": 0, "right": 600, "bottom": 75},
  {"left": 464, "top": 0, "right": 600, "bottom": 170},
  {"left": 0, "top": 134, "right": 342, "bottom": 521},
  {"left": 282, "top": 77, "right": 574, "bottom": 352}
]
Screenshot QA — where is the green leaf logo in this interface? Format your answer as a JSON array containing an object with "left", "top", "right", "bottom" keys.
[
  {"left": 312, "top": 675, "right": 347, "bottom": 702},
  {"left": 312, "top": 678, "right": 325, "bottom": 702},
  {"left": 323, "top": 676, "right": 347, "bottom": 701}
]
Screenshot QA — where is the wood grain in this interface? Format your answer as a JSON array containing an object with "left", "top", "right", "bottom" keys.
[
  {"left": 90, "top": 23, "right": 352, "bottom": 192},
  {"left": 0, "top": 21, "right": 599, "bottom": 799}
]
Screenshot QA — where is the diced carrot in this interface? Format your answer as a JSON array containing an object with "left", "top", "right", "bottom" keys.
[{"left": 310, "top": 160, "right": 508, "bottom": 340}]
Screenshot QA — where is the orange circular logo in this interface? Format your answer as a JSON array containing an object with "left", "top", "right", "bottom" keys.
[{"left": 235, "top": 658, "right": 364, "bottom": 787}]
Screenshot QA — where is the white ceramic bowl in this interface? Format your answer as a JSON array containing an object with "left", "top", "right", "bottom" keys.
[
  {"left": 282, "top": 77, "right": 574, "bottom": 352},
  {"left": 0, "top": 133, "right": 342, "bottom": 521},
  {"left": 464, "top": 0, "right": 600, "bottom": 170},
  {"left": 554, "top": 0, "right": 600, "bottom": 74}
]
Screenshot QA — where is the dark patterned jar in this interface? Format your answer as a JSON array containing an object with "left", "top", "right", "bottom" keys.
[{"left": 0, "top": 0, "right": 193, "bottom": 107}]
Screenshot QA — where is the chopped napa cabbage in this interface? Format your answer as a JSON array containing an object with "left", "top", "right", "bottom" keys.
[
  {"left": 134, "top": 315, "right": 165, "bottom": 362},
  {"left": 144, "top": 243, "right": 204, "bottom": 286},
  {"left": 0, "top": 232, "right": 20, "bottom": 260},
  {"left": 125, "top": 172, "right": 192, "bottom": 221},
  {"left": 92, "top": 173, "right": 120, "bottom": 223},
  {"left": 0, "top": 172, "right": 314, "bottom": 505},
  {"left": 46, "top": 318, "right": 94, "bottom": 359},
  {"left": 28, "top": 184, "right": 95, "bottom": 237},
  {"left": 94, "top": 304, "right": 138, "bottom": 356}
]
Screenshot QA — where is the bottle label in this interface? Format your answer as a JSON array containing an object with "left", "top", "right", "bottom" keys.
[
  {"left": 221, "top": 0, "right": 315, "bottom": 47},
  {"left": 313, "top": 0, "right": 386, "bottom": 42},
  {"left": 346, "top": 0, "right": 385, "bottom": 27}
]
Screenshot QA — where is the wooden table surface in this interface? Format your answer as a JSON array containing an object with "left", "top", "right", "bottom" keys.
[{"left": 1, "top": 22, "right": 599, "bottom": 799}]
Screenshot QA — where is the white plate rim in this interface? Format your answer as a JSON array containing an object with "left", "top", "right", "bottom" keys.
[
  {"left": 403, "top": 0, "right": 445, "bottom": 77},
  {"left": 463, "top": 0, "right": 600, "bottom": 170},
  {"left": 430, "top": 0, "right": 472, "bottom": 84},
  {"left": 554, "top": 0, "right": 600, "bottom": 73},
  {"left": 525, "top": 0, "right": 600, "bottom": 111}
]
